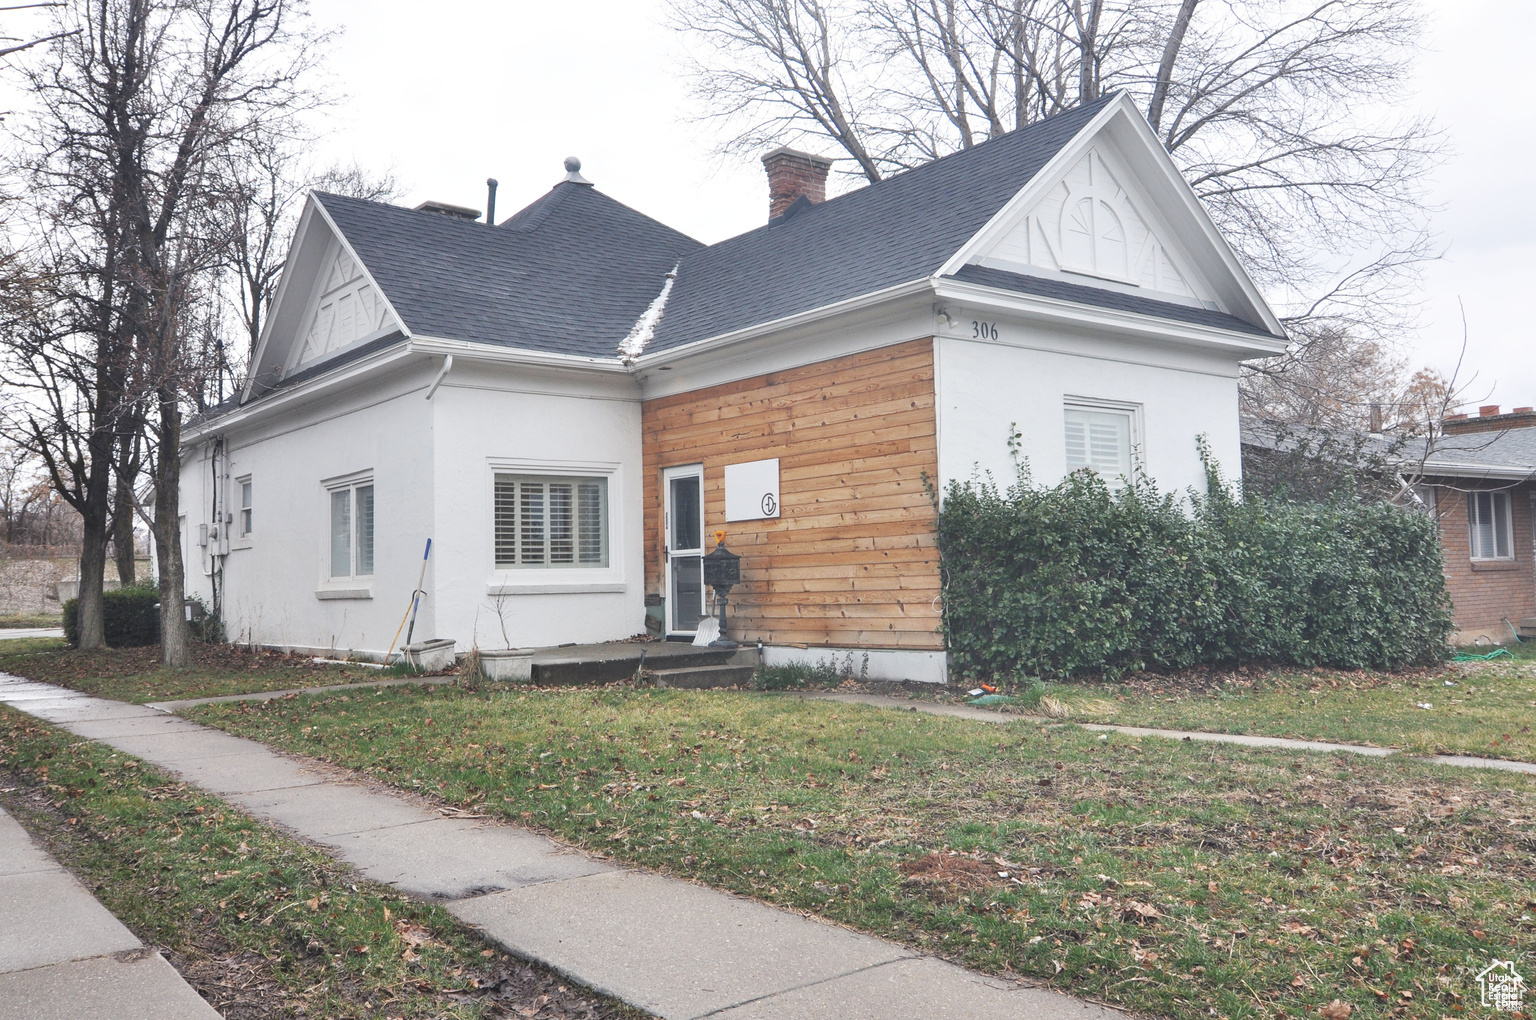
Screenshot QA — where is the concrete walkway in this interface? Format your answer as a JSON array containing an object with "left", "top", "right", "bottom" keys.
[
  {"left": 798, "top": 692, "right": 1536, "bottom": 775},
  {"left": 0, "top": 804, "right": 221, "bottom": 1019},
  {"left": 0, "top": 675, "right": 1119, "bottom": 1020}
]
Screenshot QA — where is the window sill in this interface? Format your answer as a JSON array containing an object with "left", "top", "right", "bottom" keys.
[
  {"left": 1470, "top": 560, "right": 1518, "bottom": 572},
  {"left": 315, "top": 588, "right": 373, "bottom": 600},
  {"left": 487, "top": 582, "right": 626, "bottom": 596}
]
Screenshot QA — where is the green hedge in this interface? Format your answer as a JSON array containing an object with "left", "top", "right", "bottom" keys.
[
  {"left": 64, "top": 582, "right": 161, "bottom": 648},
  {"left": 935, "top": 463, "right": 1453, "bottom": 680}
]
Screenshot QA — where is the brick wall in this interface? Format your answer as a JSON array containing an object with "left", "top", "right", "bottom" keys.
[{"left": 1435, "top": 482, "right": 1536, "bottom": 641}]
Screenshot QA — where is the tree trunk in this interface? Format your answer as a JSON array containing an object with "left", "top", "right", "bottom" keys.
[
  {"left": 112, "top": 472, "right": 137, "bottom": 588},
  {"left": 73, "top": 430, "right": 114, "bottom": 649},
  {"left": 76, "top": 504, "right": 109, "bottom": 649},
  {"left": 155, "top": 394, "right": 189, "bottom": 667}
]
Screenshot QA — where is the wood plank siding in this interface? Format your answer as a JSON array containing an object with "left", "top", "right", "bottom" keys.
[{"left": 641, "top": 339, "right": 943, "bottom": 649}]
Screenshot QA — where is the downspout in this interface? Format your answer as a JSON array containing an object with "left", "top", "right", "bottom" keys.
[{"left": 425, "top": 354, "right": 453, "bottom": 400}]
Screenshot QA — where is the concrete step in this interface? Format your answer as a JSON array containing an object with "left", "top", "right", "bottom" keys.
[
  {"left": 1518, "top": 618, "right": 1536, "bottom": 639},
  {"left": 650, "top": 664, "right": 758, "bottom": 690},
  {"left": 531, "top": 647, "right": 740, "bottom": 686}
]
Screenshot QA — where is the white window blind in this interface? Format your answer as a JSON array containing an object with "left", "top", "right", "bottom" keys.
[
  {"left": 1064, "top": 406, "right": 1134, "bottom": 481},
  {"left": 1467, "top": 491, "right": 1512, "bottom": 560},
  {"left": 329, "top": 482, "right": 374, "bottom": 578},
  {"left": 495, "top": 475, "right": 608, "bottom": 568}
]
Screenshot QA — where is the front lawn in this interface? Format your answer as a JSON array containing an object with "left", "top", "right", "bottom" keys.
[
  {"left": 0, "top": 706, "right": 641, "bottom": 1019},
  {"left": 0, "top": 639, "right": 388, "bottom": 703},
  {"left": 187, "top": 684, "right": 1536, "bottom": 1020},
  {"left": 1041, "top": 659, "right": 1536, "bottom": 762}
]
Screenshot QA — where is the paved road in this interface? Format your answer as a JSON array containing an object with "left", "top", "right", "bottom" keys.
[
  {"left": 0, "top": 628, "right": 63, "bottom": 641},
  {"left": 0, "top": 675, "right": 1122, "bottom": 1020},
  {"left": 0, "top": 804, "right": 221, "bottom": 1019}
]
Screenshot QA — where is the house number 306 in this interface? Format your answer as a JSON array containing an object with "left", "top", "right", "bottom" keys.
[{"left": 971, "top": 320, "right": 999, "bottom": 340}]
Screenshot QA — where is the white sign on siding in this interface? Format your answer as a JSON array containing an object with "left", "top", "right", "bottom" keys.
[{"left": 724, "top": 458, "right": 780, "bottom": 522}]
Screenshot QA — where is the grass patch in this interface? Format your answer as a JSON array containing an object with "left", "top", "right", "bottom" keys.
[
  {"left": 0, "top": 612, "right": 62, "bottom": 629},
  {"left": 0, "top": 706, "right": 643, "bottom": 1019},
  {"left": 0, "top": 641, "right": 388, "bottom": 703},
  {"left": 188, "top": 684, "right": 1536, "bottom": 1020},
  {"left": 1039, "top": 661, "right": 1536, "bottom": 762}
]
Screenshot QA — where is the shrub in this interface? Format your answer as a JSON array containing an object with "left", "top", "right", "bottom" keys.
[
  {"left": 63, "top": 583, "right": 220, "bottom": 648},
  {"left": 64, "top": 581, "right": 161, "bottom": 648},
  {"left": 936, "top": 458, "right": 1453, "bottom": 680}
]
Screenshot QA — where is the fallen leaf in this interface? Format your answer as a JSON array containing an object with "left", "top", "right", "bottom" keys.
[
  {"left": 1120, "top": 900, "right": 1161, "bottom": 923},
  {"left": 1319, "top": 1000, "right": 1352, "bottom": 1019}
]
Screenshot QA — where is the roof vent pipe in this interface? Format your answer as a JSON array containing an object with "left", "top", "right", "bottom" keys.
[{"left": 486, "top": 178, "right": 498, "bottom": 226}]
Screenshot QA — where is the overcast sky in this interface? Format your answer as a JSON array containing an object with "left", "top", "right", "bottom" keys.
[{"left": 23, "top": 0, "right": 1536, "bottom": 409}]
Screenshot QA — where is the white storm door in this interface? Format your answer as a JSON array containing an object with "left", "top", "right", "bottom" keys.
[{"left": 663, "top": 464, "right": 705, "bottom": 636}]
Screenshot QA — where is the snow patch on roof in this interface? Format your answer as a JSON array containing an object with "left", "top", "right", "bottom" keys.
[{"left": 619, "top": 264, "right": 678, "bottom": 363}]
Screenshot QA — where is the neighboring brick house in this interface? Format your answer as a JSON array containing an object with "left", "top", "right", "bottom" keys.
[
  {"left": 1244, "top": 408, "right": 1536, "bottom": 645},
  {"left": 1418, "top": 407, "right": 1536, "bottom": 643}
]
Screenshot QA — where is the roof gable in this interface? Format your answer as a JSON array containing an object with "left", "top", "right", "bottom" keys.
[{"left": 941, "top": 93, "right": 1283, "bottom": 336}]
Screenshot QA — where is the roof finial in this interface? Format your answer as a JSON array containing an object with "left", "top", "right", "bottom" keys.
[{"left": 561, "top": 156, "right": 592, "bottom": 186}]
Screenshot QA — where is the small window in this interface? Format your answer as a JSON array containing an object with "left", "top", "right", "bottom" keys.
[
  {"left": 1467, "top": 491, "right": 1512, "bottom": 560},
  {"left": 1064, "top": 402, "right": 1137, "bottom": 485},
  {"left": 238, "top": 477, "right": 253, "bottom": 536},
  {"left": 495, "top": 475, "right": 608, "bottom": 568},
  {"left": 328, "top": 481, "right": 374, "bottom": 578}
]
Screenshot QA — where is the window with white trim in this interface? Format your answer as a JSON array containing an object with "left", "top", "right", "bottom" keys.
[
  {"left": 238, "top": 476, "right": 253, "bottom": 537},
  {"left": 1467, "top": 491, "right": 1513, "bottom": 560},
  {"left": 495, "top": 475, "right": 608, "bottom": 568},
  {"left": 328, "top": 481, "right": 374, "bottom": 578},
  {"left": 1064, "top": 401, "right": 1139, "bottom": 485}
]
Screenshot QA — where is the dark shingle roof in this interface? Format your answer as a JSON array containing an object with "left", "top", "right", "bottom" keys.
[
  {"left": 647, "top": 96, "right": 1116, "bottom": 352},
  {"left": 316, "top": 184, "right": 702, "bottom": 359},
  {"left": 1242, "top": 419, "right": 1536, "bottom": 479},
  {"left": 949, "top": 264, "right": 1273, "bottom": 337},
  {"left": 303, "top": 95, "right": 1272, "bottom": 369}
]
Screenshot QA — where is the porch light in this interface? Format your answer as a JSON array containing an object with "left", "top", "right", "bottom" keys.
[{"left": 701, "top": 533, "right": 741, "bottom": 648}]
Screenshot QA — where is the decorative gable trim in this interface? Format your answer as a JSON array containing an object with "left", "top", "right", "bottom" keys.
[
  {"left": 935, "top": 92, "right": 1284, "bottom": 338},
  {"left": 285, "top": 234, "right": 401, "bottom": 373},
  {"left": 242, "top": 195, "right": 411, "bottom": 402}
]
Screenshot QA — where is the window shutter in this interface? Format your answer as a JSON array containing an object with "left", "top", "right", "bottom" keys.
[
  {"left": 1064, "top": 407, "right": 1132, "bottom": 479},
  {"left": 520, "top": 481, "right": 546, "bottom": 565},
  {"left": 548, "top": 482, "right": 575, "bottom": 564},
  {"left": 578, "top": 481, "right": 604, "bottom": 564},
  {"left": 494, "top": 477, "right": 517, "bottom": 567}
]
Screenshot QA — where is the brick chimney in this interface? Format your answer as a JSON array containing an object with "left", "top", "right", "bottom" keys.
[
  {"left": 1443, "top": 404, "right": 1536, "bottom": 435},
  {"left": 762, "top": 146, "right": 833, "bottom": 221}
]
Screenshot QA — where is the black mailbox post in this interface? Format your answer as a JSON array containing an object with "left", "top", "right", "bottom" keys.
[{"left": 701, "top": 538, "right": 741, "bottom": 648}]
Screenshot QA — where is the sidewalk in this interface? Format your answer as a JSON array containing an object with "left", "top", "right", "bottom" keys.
[
  {"left": 0, "top": 805, "right": 221, "bottom": 1019},
  {"left": 0, "top": 674, "right": 1121, "bottom": 1020},
  {"left": 797, "top": 692, "right": 1536, "bottom": 775}
]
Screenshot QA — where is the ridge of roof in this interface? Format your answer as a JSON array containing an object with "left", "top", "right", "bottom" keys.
[{"left": 645, "top": 95, "right": 1119, "bottom": 352}]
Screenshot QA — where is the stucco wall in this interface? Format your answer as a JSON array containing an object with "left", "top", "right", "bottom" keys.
[
  {"left": 428, "top": 361, "right": 646, "bottom": 651},
  {"left": 933, "top": 325, "right": 1243, "bottom": 495},
  {"left": 181, "top": 361, "right": 436, "bottom": 655}
]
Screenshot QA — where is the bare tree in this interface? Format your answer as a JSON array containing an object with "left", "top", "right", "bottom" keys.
[
  {"left": 6, "top": 0, "right": 324, "bottom": 663},
  {"left": 673, "top": 0, "right": 1441, "bottom": 417},
  {"left": 218, "top": 142, "right": 397, "bottom": 378}
]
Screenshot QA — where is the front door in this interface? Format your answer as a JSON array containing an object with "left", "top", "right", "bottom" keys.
[{"left": 663, "top": 465, "right": 705, "bottom": 636}]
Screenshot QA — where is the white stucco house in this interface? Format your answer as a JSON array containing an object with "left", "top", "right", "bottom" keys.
[{"left": 179, "top": 93, "right": 1286, "bottom": 681}]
